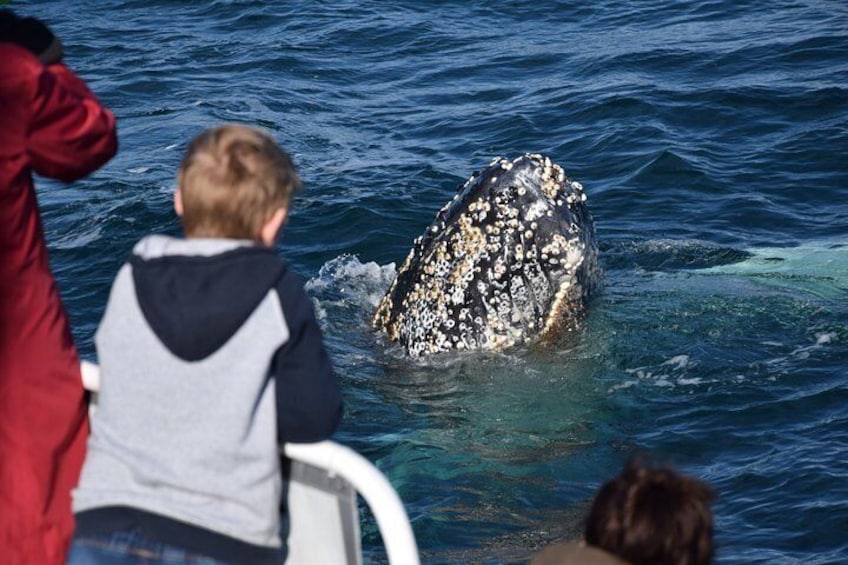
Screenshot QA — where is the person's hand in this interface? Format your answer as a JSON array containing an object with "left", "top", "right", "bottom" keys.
[{"left": 0, "top": 9, "right": 64, "bottom": 64}]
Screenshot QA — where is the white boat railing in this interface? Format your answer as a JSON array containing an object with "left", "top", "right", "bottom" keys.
[{"left": 79, "top": 360, "right": 420, "bottom": 565}]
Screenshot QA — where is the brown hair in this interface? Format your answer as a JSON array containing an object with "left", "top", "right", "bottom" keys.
[
  {"left": 585, "top": 460, "right": 715, "bottom": 565},
  {"left": 177, "top": 124, "right": 301, "bottom": 239}
]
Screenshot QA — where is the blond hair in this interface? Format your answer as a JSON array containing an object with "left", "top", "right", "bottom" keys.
[{"left": 177, "top": 124, "right": 301, "bottom": 239}]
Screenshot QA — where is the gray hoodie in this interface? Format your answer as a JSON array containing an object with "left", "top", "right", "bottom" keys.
[{"left": 72, "top": 235, "right": 342, "bottom": 564}]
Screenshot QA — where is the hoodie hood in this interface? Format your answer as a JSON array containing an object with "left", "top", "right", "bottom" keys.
[{"left": 129, "top": 235, "right": 285, "bottom": 361}]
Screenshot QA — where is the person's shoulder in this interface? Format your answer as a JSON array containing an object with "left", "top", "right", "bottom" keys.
[
  {"left": 0, "top": 42, "right": 43, "bottom": 77},
  {"left": 274, "top": 264, "right": 309, "bottom": 297},
  {"left": 531, "top": 542, "right": 629, "bottom": 565}
]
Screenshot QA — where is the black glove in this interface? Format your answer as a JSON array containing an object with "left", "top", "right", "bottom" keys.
[{"left": 0, "top": 9, "right": 64, "bottom": 64}]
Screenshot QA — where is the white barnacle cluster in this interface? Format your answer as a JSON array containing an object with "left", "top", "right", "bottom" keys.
[
  {"left": 568, "top": 180, "right": 588, "bottom": 203},
  {"left": 509, "top": 275, "right": 531, "bottom": 322},
  {"left": 523, "top": 261, "right": 551, "bottom": 314},
  {"left": 519, "top": 155, "right": 589, "bottom": 221},
  {"left": 564, "top": 243, "right": 586, "bottom": 272},
  {"left": 395, "top": 291, "right": 445, "bottom": 356},
  {"left": 397, "top": 209, "right": 491, "bottom": 355},
  {"left": 468, "top": 197, "right": 492, "bottom": 223},
  {"left": 540, "top": 278, "right": 579, "bottom": 337},
  {"left": 492, "top": 255, "right": 507, "bottom": 280},
  {"left": 540, "top": 233, "right": 567, "bottom": 264},
  {"left": 479, "top": 283, "right": 523, "bottom": 349},
  {"left": 489, "top": 291, "right": 521, "bottom": 346},
  {"left": 524, "top": 201, "right": 547, "bottom": 222},
  {"left": 372, "top": 245, "right": 420, "bottom": 338},
  {"left": 537, "top": 156, "right": 566, "bottom": 203},
  {"left": 420, "top": 240, "right": 452, "bottom": 279}
]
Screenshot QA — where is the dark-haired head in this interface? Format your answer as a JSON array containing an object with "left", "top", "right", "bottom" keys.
[{"left": 585, "top": 459, "right": 715, "bottom": 565}]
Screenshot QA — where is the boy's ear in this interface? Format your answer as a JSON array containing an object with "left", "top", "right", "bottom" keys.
[
  {"left": 259, "top": 207, "right": 288, "bottom": 247},
  {"left": 174, "top": 189, "right": 184, "bottom": 217}
]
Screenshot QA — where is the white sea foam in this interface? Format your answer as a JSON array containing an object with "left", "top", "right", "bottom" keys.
[
  {"left": 662, "top": 355, "right": 691, "bottom": 370},
  {"left": 52, "top": 226, "right": 103, "bottom": 250},
  {"left": 815, "top": 332, "right": 836, "bottom": 345},
  {"left": 614, "top": 354, "right": 703, "bottom": 392},
  {"left": 306, "top": 254, "right": 397, "bottom": 309},
  {"left": 311, "top": 297, "right": 327, "bottom": 323}
]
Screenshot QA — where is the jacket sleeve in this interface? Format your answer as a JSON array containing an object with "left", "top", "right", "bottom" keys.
[
  {"left": 27, "top": 61, "right": 117, "bottom": 182},
  {"left": 273, "top": 273, "right": 343, "bottom": 443}
]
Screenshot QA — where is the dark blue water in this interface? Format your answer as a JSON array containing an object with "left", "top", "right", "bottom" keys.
[{"left": 26, "top": 1, "right": 848, "bottom": 563}]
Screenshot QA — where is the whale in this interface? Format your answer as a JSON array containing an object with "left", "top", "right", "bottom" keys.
[{"left": 373, "top": 153, "right": 601, "bottom": 356}]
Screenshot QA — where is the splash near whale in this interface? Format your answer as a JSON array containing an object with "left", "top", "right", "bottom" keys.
[{"left": 373, "top": 153, "right": 601, "bottom": 356}]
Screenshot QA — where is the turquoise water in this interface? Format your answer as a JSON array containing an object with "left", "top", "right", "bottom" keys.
[{"left": 26, "top": 1, "right": 848, "bottom": 563}]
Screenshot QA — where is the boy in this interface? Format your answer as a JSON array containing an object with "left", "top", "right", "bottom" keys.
[{"left": 69, "top": 125, "right": 343, "bottom": 564}]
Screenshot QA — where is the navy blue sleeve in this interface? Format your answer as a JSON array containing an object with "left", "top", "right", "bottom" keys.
[{"left": 272, "top": 271, "right": 343, "bottom": 443}]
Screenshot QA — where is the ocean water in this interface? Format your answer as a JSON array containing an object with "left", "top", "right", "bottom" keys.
[{"left": 23, "top": 0, "right": 847, "bottom": 563}]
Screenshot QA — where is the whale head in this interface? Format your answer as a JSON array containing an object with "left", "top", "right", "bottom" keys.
[{"left": 373, "top": 153, "right": 601, "bottom": 356}]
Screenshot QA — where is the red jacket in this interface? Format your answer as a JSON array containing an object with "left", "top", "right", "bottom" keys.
[{"left": 0, "top": 43, "right": 117, "bottom": 564}]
